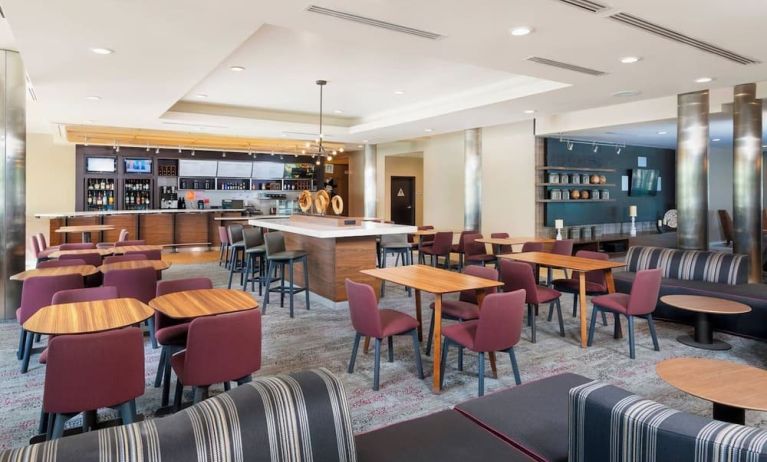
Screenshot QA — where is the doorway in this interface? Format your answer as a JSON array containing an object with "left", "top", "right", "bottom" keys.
[{"left": 390, "top": 176, "right": 415, "bottom": 225}]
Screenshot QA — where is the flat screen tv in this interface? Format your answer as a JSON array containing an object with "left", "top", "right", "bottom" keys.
[
  {"left": 124, "top": 158, "right": 152, "bottom": 174},
  {"left": 630, "top": 168, "right": 658, "bottom": 196},
  {"left": 86, "top": 157, "right": 117, "bottom": 173}
]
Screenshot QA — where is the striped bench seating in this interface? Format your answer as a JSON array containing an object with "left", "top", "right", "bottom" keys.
[{"left": 614, "top": 246, "right": 767, "bottom": 340}]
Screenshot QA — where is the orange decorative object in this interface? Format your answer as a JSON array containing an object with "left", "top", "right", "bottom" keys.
[
  {"left": 570, "top": 190, "right": 581, "bottom": 200},
  {"left": 581, "top": 190, "right": 590, "bottom": 199},
  {"left": 185, "top": 191, "right": 195, "bottom": 201}
]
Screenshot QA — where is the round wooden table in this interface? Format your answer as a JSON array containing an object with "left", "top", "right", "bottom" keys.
[
  {"left": 23, "top": 298, "right": 154, "bottom": 335},
  {"left": 657, "top": 357, "right": 767, "bottom": 424},
  {"left": 660, "top": 295, "right": 751, "bottom": 350},
  {"left": 10, "top": 265, "right": 98, "bottom": 281},
  {"left": 99, "top": 260, "right": 171, "bottom": 273},
  {"left": 55, "top": 225, "right": 115, "bottom": 243},
  {"left": 149, "top": 288, "right": 258, "bottom": 319}
]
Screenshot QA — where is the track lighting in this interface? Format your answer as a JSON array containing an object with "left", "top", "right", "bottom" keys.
[
  {"left": 616, "top": 147, "right": 622, "bottom": 155},
  {"left": 567, "top": 142, "right": 573, "bottom": 151},
  {"left": 178, "top": 146, "right": 182, "bottom": 153},
  {"left": 593, "top": 144, "right": 598, "bottom": 153},
  {"left": 191, "top": 150, "right": 195, "bottom": 156},
  {"left": 84, "top": 136, "right": 89, "bottom": 147},
  {"left": 222, "top": 152, "right": 226, "bottom": 158},
  {"left": 155, "top": 147, "right": 160, "bottom": 154},
  {"left": 145, "top": 144, "right": 150, "bottom": 152}
]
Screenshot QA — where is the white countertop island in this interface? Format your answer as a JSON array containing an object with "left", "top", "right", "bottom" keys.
[{"left": 248, "top": 218, "right": 416, "bottom": 238}]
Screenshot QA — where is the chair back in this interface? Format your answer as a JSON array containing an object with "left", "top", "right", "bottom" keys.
[
  {"left": 118, "top": 229, "right": 129, "bottom": 242},
  {"left": 30, "top": 236, "right": 41, "bottom": 259},
  {"left": 37, "top": 259, "right": 86, "bottom": 268},
  {"left": 156, "top": 277, "right": 213, "bottom": 297},
  {"left": 103, "top": 254, "right": 146, "bottom": 265},
  {"left": 242, "top": 227, "right": 264, "bottom": 250},
  {"left": 551, "top": 239, "right": 574, "bottom": 257},
  {"left": 126, "top": 249, "right": 162, "bottom": 260},
  {"left": 627, "top": 268, "right": 662, "bottom": 315},
  {"left": 102, "top": 267, "right": 157, "bottom": 303},
  {"left": 499, "top": 259, "right": 538, "bottom": 304},
  {"left": 37, "top": 233, "right": 49, "bottom": 250},
  {"left": 59, "top": 243, "right": 96, "bottom": 251},
  {"left": 521, "top": 242, "right": 544, "bottom": 253},
  {"left": 380, "top": 233, "right": 408, "bottom": 246},
  {"left": 463, "top": 233, "right": 486, "bottom": 260},
  {"left": 474, "top": 290, "right": 526, "bottom": 352},
  {"left": 459, "top": 265, "right": 498, "bottom": 304},
  {"left": 18, "top": 274, "right": 84, "bottom": 323},
  {"left": 418, "top": 225, "right": 435, "bottom": 244},
  {"left": 264, "top": 231, "right": 287, "bottom": 257},
  {"left": 182, "top": 310, "right": 261, "bottom": 386},
  {"left": 43, "top": 327, "right": 144, "bottom": 414},
  {"left": 456, "top": 231, "right": 474, "bottom": 251},
  {"left": 718, "top": 210, "right": 734, "bottom": 243},
  {"left": 52, "top": 286, "right": 118, "bottom": 304},
  {"left": 115, "top": 240, "right": 146, "bottom": 247},
  {"left": 227, "top": 224, "right": 244, "bottom": 245},
  {"left": 575, "top": 250, "right": 608, "bottom": 288},
  {"left": 218, "top": 226, "right": 230, "bottom": 245},
  {"left": 431, "top": 232, "right": 454, "bottom": 255},
  {"left": 490, "top": 232, "right": 512, "bottom": 254},
  {"left": 345, "top": 279, "right": 383, "bottom": 338},
  {"left": 60, "top": 252, "right": 102, "bottom": 267}
]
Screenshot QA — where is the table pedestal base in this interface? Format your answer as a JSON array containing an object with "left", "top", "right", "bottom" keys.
[
  {"left": 713, "top": 403, "right": 745, "bottom": 425},
  {"left": 677, "top": 312, "right": 731, "bottom": 350}
]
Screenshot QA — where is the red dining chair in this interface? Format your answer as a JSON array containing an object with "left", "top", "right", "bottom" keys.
[
  {"left": 440, "top": 289, "right": 525, "bottom": 396},
  {"left": 36, "top": 258, "right": 87, "bottom": 268},
  {"left": 546, "top": 239, "right": 574, "bottom": 284},
  {"left": 550, "top": 250, "right": 609, "bottom": 326},
  {"left": 126, "top": 249, "right": 162, "bottom": 260},
  {"left": 36, "top": 233, "right": 60, "bottom": 253},
  {"left": 97, "top": 228, "right": 130, "bottom": 249},
  {"left": 463, "top": 234, "right": 496, "bottom": 267},
  {"left": 499, "top": 260, "right": 564, "bottom": 343},
  {"left": 425, "top": 265, "right": 499, "bottom": 358},
  {"left": 17, "top": 274, "right": 84, "bottom": 373},
  {"left": 415, "top": 225, "right": 435, "bottom": 263},
  {"left": 520, "top": 241, "right": 544, "bottom": 281},
  {"left": 32, "top": 234, "right": 58, "bottom": 260},
  {"left": 59, "top": 243, "right": 97, "bottom": 251},
  {"left": 103, "top": 254, "right": 146, "bottom": 264},
  {"left": 451, "top": 231, "right": 475, "bottom": 270},
  {"left": 115, "top": 240, "right": 146, "bottom": 247},
  {"left": 171, "top": 309, "right": 261, "bottom": 410},
  {"left": 30, "top": 236, "right": 42, "bottom": 261},
  {"left": 103, "top": 267, "right": 158, "bottom": 348},
  {"left": 154, "top": 277, "right": 213, "bottom": 407},
  {"left": 60, "top": 252, "right": 103, "bottom": 287},
  {"left": 43, "top": 327, "right": 144, "bottom": 439},
  {"left": 421, "top": 232, "right": 454, "bottom": 269},
  {"left": 218, "top": 226, "right": 230, "bottom": 267},
  {"left": 346, "top": 279, "right": 424, "bottom": 391},
  {"left": 587, "top": 268, "right": 662, "bottom": 359},
  {"left": 490, "top": 232, "right": 513, "bottom": 255}
]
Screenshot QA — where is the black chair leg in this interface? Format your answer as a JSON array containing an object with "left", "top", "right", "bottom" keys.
[
  {"left": 147, "top": 317, "right": 158, "bottom": 349},
  {"left": 647, "top": 314, "right": 660, "bottom": 351},
  {"left": 528, "top": 304, "right": 537, "bottom": 343},
  {"left": 154, "top": 347, "right": 167, "bottom": 387},
  {"left": 173, "top": 380, "right": 184, "bottom": 411},
  {"left": 51, "top": 414, "right": 68, "bottom": 439},
  {"left": 387, "top": 336, "right": 394, "bottom": 362},
  {"left": 38, "top": 409, "right": 48, "bottom": 435},
  {"left": 263, "top": 260, "right": 274, "bottom": 309},
  {"left": 627, "top": 316, "right": 636, "bottom": 359},
  {"left": 192, "top": 386, "right": 209, "bottom": 404},
  {"left": 425, "top": 310, "right": 435, "bottom": 356},
  {"left": 478, "top": 352, "right": 485, "bottom": 397},
  {"left": 288, "top": 261, "right": 295, "bottom": 318},
  {"left": 458, "top": 347, "right": 464, "bottom": 371},
  {"left": 303, "top": 256, "right": 310, "bottom": 310},
  {"left": 601, "top": 309, "right": 608, "bottom": 326},
  {"left": 555, "top": 298, "right": 565, "bottom": 337},
  {"left": 410, "top": 329, "right": 424, "bottom": 379},
  {"left": 508, "top": 348, "right": 521, "bottom": 385},
  {"left": 373, "top": 338, "right": 382, "bottom": 391},
  {"left": 348, "top": 333, "right": 361, "bottom": 373},
  {"left": 440, "top": 338, "right": 450, "bottom": 390},
  {"left": 572, "top": 293, "right": 578, "bottom": 317},
  {"left": 224, "top": 382, "right": 231, "bottom": 391},
  {"left": 17, "top": 328, "right": 26, "bottom": 360},
  {"left": 613, "top": 313, "right": 623, "bottom": 339},
  {"left": 117, "top": 401, "right": 135, "bottom": 425},
  {"left": 20, "top": 330, "right": 34, "bottom": 373},
  {"left": 587, "top": 306, "right": 599, "bottom": 346}
]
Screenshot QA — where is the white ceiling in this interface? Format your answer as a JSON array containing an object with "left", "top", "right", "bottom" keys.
[{"left": 4, "top": 0, "right": 767, "bottom": 144}]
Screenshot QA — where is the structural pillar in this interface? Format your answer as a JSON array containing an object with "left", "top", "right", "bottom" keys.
[
  {"left": 464, "top": 128, "right": 482, "bottom": 231},
  {"left": 676, "top": 91, "right": 709, "bottom": 250},
  {"left": 363, "top": 144, "right": 377, "bottom": 218},
  {"left": 0, "top": 50, "right": 26, "bottom": 320},
  {"left": 732, "top": 83, "right": 763, "bottom": 282}
]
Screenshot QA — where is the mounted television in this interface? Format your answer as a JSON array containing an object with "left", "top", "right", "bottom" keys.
[
  {"left": 124, "top": 158, "right": 152, "bottom": 174},
  {"left": 630, "top": 168, "right": 658, "bottom": 196},
  {"left": 86, "top": 157, "right": 117, "bottom": 173}
]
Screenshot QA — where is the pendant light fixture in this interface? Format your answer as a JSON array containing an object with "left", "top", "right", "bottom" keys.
[{"left": 305, "top": 80, "right": 344, "bottom": 165}]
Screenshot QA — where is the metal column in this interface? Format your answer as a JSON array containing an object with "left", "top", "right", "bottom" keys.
[
  {"left": 676, "top": 91, "right": 709, "bottom": 250},
  {"left": 0, "top": 50, "right": 26, "bottom": 320},
  {"left": 363, "top": 144, "right": 377, "bottom": 218},
  {"left": 732, "top": 83, "right": 763, "bottom": 282},
  {"left": 464, "top": 128, "right": 482, "bottom": 231}
]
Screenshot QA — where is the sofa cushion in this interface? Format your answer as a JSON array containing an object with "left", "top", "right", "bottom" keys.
[
  {"left": 569, "top": 380, "right": 767, "bottom": 462},
  {"left": 455, "top": 372, "right": 592, "bottom": 462},
  {"left": 625, "top": 246, "right": 749, "bottom": 285},
  {"left": 356, "top": 409, "right": 535, "bottom": 461}
]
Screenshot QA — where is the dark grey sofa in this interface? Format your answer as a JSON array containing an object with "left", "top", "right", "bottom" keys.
[{"left": 614, "top": 246, "right": 767, "bottom": 340}]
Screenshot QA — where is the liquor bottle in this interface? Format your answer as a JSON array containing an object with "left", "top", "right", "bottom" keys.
[{"left": 87, "top": 194, "right": 93, "bottom": 205}]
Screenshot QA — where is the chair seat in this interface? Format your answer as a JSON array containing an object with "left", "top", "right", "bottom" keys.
[
  {"left": 592, "top": 293, "right": 631, "bottom": 314},
  {"left": 450, "top": 244, "right": 464, "bottom": 254},
  {"left": 536, "top": 286, "right": 561, "bottom": 303},
  {"left": 268, "top": 250, "right": 308, "bottom": 260},
  {"left": 156, "top": 323, "right": 190, "bottom": 346},
  {"left": 465, "top": 254, "right": 495, "bottom": 263},
  {"left": 245, "top": 246, "right": 265, "bottom": 254},
  {"left": 429, "top": 300, "right": 479, "bottom": 321},
  {"left": 442, "top": 320, "right": 478, "bottom": 350},
  {"left": 381, "top": 243, "right": 411, "bottom": 250},
  {"left": 552, "top": 278, "right": 606, "bottom": 294},
  {"left": 38, "top": 248, "right": 58, "bottom": 258},
  {"left": 229, "top": 242, "right": 245, "bottom": 248},
  {"left": 420, "top": 247, "right": 444, "bottom": 256},
  {"left": 379, "top": 309, "right": 419, "bottom": 337}
]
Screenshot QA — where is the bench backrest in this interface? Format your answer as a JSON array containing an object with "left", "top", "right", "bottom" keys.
[{"left": 626, "top": 246, "right": 749, "bottom": 285}]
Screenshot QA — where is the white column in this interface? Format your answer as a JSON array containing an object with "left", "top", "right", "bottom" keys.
[
  {"left": 363, "top": 144, "right": 377, "bottom": 218},
  {"left": 464, "top": 128, "right": 482, "bottom": 231}
]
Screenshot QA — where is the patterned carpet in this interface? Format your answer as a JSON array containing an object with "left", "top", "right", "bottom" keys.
[{"left": 1, "top": 259, "right": 766, "bottom": 449}]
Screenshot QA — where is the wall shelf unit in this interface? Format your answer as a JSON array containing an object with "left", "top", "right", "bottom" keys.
[
  {"left": 536, "top": 166, "right": 617, "bottom": 172},
  {"left": 537, "top": 183, "right": 616, "bottom": 187},
  {"left": 537, "top": 199, "right": 616, "bottom": 203}
]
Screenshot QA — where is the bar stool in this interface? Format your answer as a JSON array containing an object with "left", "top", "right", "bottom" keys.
[
  {"left": 218, "top": 226, "right": 230, "bottom": 267},
  {"left": 226, "top": 224, "right": 245, "bottom": 289},
  {"left": 242, "top": 227, "right": 266, "bottom": 295},
  {"left": 263, "top": 231, "right": 310, "bottom": 318},
  {"left": 379, "top": 233, "right": 412, "bottom": 297}
]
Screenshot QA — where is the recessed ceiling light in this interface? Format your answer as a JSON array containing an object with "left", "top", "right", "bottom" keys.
[
  {"left": 85, "top": 95, "right": 101, "bottom": 101},
  {"left": 230, "top": 66, "right": 246, "bottom": 72},
  {"left": 424, "top": 128, "right": 433, "bottom": 133},
  {"left": 523, "top": 109, "right": 536, "bottom": 114},
  {"left": 195, "top": 93, "right": 208, "bottom": 99},
  {"left": 612, "top": 90, "right": 641, "bottom": 98},
  {"left": 510, "top": 26, "right": 533, "bottom": 36},
  {"left": 712, "top": 138, "right": 721, "bottom": 142},
  {"left": 657, "top": 131, "right": 667, "bottom": 135},
  {"left": 393, "top": 90, "right": 405, "bottom": 95},
  {"left": 695, "top": 77, "right": 713, "bottom": 83},
  {"left": 90, "top": 47, "right": 114, "bottom": 55},
  {"left": 620, "top": 56, "right": 640, "bottom": 64},
  {"left": 334, "top": 109, "right": 343, "bottom": 114}
]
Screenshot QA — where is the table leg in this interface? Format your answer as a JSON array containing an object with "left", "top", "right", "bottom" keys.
[
  {"left": 432, "top": 294, "right": 443, "bottom": 393},
  {"left": 578, "top": 272, "right": 588, "bottom": 348},
  {"left": 364, "top": 337, "right": 370, "bottom": 355},
  {"left": 677, "top": 312, "right": 732, "bottom": 350},
  {"left": 82, "top": 232, "right": 91, "bottom": 243},
  {"left": 414, "top": 289, "right": 423, "bottom": 342},
  {"left": 713, "top": 402, "right": 745, "bottom": 424},
  {"left": 476, "top": 289, "right": 497, "bottom": 378}
]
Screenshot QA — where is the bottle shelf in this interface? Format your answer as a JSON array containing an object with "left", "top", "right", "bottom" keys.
[
  {"left": 537, "top": 183, "right": 616, "bottom": 187},
  {"left": 537, "top": 166, "right": 616, "bottom": 172},
  {"left": 537, "top": 199, "right": 616, "bottom": 203}
]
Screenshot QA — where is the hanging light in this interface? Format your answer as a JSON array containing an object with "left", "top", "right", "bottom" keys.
[
  {"left": 593, "top": 143, "right": 598, "bottom": 153},
  {"left": 84, "top": 136, "right": 89, "bottom": 146},
  {"left": 222, "top": 151, "right": 226, "bottom": 158},
  {"left": 191, "top": 150, "right": 195, "bottom": 156},
  {"left": 145, "top": 143, "right": 150, "bottom": 151},
  {"left": 155, "top": 147, "right": 160, "bottom": 154},
  {"left": 298, "top": 79, "right": 336, "bottom": 162}
]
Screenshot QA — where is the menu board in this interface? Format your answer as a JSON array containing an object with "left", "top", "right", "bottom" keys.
[
  {"left": 178, "top": 159, "right": 218, "bottom": 177},
  {"left": 217, "top": 161, "right": 252, "bottom": 178},
  {"left": 252, "top": 161, "right": 284, "bottom": 179}
]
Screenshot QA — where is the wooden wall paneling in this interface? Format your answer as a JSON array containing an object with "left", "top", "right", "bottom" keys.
[
  {"left": 140, "top": 214, "right": 174, "bottom": 245},
  {"left": 175, "top": 213, "right": 209, "bottom": 245},
  {"left": 283, "top": 233, "right": 337, "bottom": 301},
  {"left": 333, "top": 237, "right": 380, "bottom": 300},
  {"left": 48, "top": 219, "right": 65, "bottom": 246},
  {"left": 65, "top": 217, "right": 101, "bottom": 243},
  {"left": 209, "top": 213, "right": 222, "bottom": 247},
  {"left": 103, "top": 214, "right": 138, "bottom": 242}
]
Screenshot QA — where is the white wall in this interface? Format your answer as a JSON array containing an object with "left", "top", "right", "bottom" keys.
[
  {"left": 708, "top": 144, "right": 734, "bottom": 244},
  {"left": 422, "top": 132, "right": 465, "bottom": 230}
]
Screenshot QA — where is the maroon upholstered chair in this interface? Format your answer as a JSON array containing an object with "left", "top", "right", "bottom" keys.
[
  {"left": 126, "top": 249, "right": 162, "bottom": 260},
  {"left": 588, "top": 268, "right": 662, "bottom": 359},
  {"left": 16, "top": 274, "right": 84, "bottom": 373},
  {"left": 218, "top": 226, "right": 230, "bottom": 267},
  {"left": 499, "top": 259, "right": 564, "bottom": 343},
  {"left": 451, "top": 231, "right": 475, "bottom": 269},
  {"left": 36, "top": 258, "right": 87, "bottom": 268},
  {"left": 490, "top": 232, "right": 513, "bottom": 255},
  {"left": 37, "top": 233, "right": 59, "bottom": 252},
  {"left": 154, "top": 277, "right": 213, "bottom": 407},
  {"left": 60, "top": 252, "right": 103, "bottom": 287},
  {"left": 43, "top": 327, "right": 144, "bottom": 439},
  {"left": 115, "top": 240, "right": 146, "bottom": 247},
  {"left": 346, "top": 279, "right": 424, "bottom": 391},
  {"left": 103, "top": 254, "right": 146, "bottom": 264},
  {"left": 440, "top": 289, "right": 525, "bottom": 396},
  {"left": 32, "top": 235, "right": 58, "bottom": 260},
  {"left": 30, "top": 236, "right": 42, "bottom": 260},
  {"left": 520, "top": 241, "right": 544, "bottom": 281},
  {"left": 97, "top": 228, "right": 130, "bottom": 249},
  {"left": 171, "top": 309, "right": 261, "bottom": 410},
  {"left": 420, "top": 232, "right": 454, "bottom": 268},
  {"left": 103, "top": 266, "right": 158, "bottom": 348},
  {"left": 551, "top": 250, "right": 609, "bottom": 325},
  {"left": 425, "top": 265, "right": 499, "bottom": 358},
  {"left": 546, "top": 239, "right": 574, "bottom": 284},
  {"left": 59, "top": 243, "right": 96, "bottom": 251},
  {"left": 464, "top": 234, "right": 496, "bottom": 267},
  {"left": 415, "top": 225, "right": 435, "bottom": 261}
]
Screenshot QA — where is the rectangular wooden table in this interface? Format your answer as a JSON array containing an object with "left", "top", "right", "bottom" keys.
[
  {"left": 360, "top": 265, "right": 504, "bottom": 393},
  {"left": 476, "top": 236, "right": 555, "bottom": 254},
  {"left": 497, "top": 251, "right": 625, "bottom": 348},
  {"left": 55, "top": 225, "right": 115, "bottom": 243}
]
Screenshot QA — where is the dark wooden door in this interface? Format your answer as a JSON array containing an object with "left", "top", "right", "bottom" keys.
[{"left": 390, "top": 176, "right": 415, "bottom": 225}]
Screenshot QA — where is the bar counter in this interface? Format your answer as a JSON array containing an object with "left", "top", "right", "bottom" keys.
[{"left": 250, "top": 218, "right": 416, "bottom": 302}]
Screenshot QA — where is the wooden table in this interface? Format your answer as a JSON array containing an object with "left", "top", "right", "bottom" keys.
[
  {"left": 149, "top": 288, "right": 258, "bottom": 319},
  {"left": 476, "top": 237, "right": 555, "bottom": 254},
  {"left": 55, "top": 225, "right": 115, "bottom": 243},
  {"left": 47, "top": 248, "right": 114, "bottom": 259},
  {"left": 99, "top": 260, "right": 171, "bottom": 273},
  {"left": 657, "top": 358, "right": 767, "bottom": 424},
  {"left": 498, "top": 252, "right": 625, "bottom": 348},
  {"left": 111, "top": 245, "right": 164, "bottom": 254},
  {"left": 360, "top": 265, "right": 504, "bottom": 393},
  {"left": 411, "top": 230, "right": 438, "bottom": 237},
  {"left": 23, "top": 298, "right": 154, "bottom": 335},
  {"left": 660, "top": 295, "right": 751, "bottom": 350},
  {"left": 10, "top": 265, "right": 98, "bottom": 281}
]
